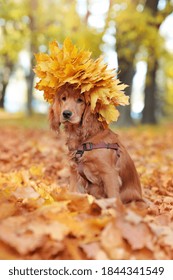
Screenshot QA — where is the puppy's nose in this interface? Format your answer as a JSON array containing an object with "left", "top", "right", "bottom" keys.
[{"left": 63, "top": 110, "right": 72, "bottom": 119}]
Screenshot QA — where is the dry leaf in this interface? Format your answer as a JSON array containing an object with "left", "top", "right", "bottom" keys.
[{"left": 1, "top": 124, "right": 173, "bottom": 259}]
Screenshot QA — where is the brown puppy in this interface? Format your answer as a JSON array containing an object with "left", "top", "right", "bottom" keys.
[{"left": 49, "top": 84, "right": 143, "bottom": 206}]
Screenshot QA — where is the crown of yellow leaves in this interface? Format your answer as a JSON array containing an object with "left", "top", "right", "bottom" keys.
[{"left": 34, "top": 38, "right": 129, "bottom": 124}]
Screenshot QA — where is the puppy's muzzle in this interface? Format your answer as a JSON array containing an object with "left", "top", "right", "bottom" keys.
[{"left": 63, "top": 110, "right": 72, "bottom": 120}]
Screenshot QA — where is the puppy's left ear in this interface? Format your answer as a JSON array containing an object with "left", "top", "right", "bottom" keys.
[
  {"left": 82, "top": 103, "right": 92, "bottom": 127},
  {"left": 48, "top": 104, "right": 61, "bottom": 131},
  {"left": 82, "top": 103, "right": 99, "bottom": 128}
]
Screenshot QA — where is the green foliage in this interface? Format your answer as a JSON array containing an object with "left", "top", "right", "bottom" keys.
[
  {"left": 0, "top": 0, "right": 102, "bottom": 66},
  {"left": 53, "top": 1, "right": 102, "bottom": 58},
  {"left": 107, "top": 0, "right": 165, "bottom": 69},
  {"left": 0, "top": 0, "right": 28, "bottom": 64}
]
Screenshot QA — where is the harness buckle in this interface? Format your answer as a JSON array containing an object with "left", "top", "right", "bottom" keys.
[
  {"left": 83, "top": 142, "right": 93, "bottom": 151},
  {"left": 75, "top": 150, "right": 84, "bottom": 158}
]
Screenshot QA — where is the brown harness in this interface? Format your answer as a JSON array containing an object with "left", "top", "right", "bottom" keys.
[{"left": 74, "top": 142, "right": 121, "bottom": 182}]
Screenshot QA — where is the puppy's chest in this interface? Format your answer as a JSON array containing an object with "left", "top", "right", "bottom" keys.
[
  {"left": 70, "top": 149, "right": 109, "bottom": 183},
  {"left": 66, "top": 131, "right": 84, "bottom": 152}
]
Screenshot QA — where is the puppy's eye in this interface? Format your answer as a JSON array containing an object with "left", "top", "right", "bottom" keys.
[
  {"left": 77, "top": 98, "right": 83, "bottom": 103},
  {"left": 62, "top": 96, "right": 66, "bottom": 101}
]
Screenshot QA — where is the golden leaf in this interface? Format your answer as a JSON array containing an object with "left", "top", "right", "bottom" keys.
[
  {"left": 99, "top": 104, "right": 120, "bottom": 124},
  {"left": 90, "top": 88, "right": 110, "bottom": 111}
]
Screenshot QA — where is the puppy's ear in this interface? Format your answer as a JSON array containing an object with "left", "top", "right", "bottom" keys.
[
  {"left": 82, "top": 103, "right": 104, "bottom": 136},
  {"left": 82, "top": 103, "right": 95, "bottom": 127},
  {"left": 48, "top": 104, "right": 61, "bottom": 131}
]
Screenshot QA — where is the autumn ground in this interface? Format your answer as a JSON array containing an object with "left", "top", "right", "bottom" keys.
[{"left": 0, "top": 113, "right": 173, "bottom": 260}]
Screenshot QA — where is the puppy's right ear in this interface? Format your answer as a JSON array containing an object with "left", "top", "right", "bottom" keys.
[{"left": 48, "top": 104, "right": 60, "bottom": 131}]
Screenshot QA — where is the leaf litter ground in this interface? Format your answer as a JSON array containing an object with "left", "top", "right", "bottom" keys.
[{"left": 0, "top": 123, "right": 173, "bottom": 260}]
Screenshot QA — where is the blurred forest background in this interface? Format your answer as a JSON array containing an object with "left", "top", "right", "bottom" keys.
[{"left": 0, "top": 0, "right": 173, "bottom": 126}]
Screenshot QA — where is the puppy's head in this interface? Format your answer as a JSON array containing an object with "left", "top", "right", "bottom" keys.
[{"left": 49, "top": 85, "right": 86, "bottom": 131}]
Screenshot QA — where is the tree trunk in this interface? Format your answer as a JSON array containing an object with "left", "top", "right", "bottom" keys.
[
  {"left": 104, "top": 0, "right": 137, "bottom": 126},
  {"left": 0, "top": 82, "right": 8, "bottom": 108},
  {"left": 26, "top": 55, "right": 35, "bottom": 116},
  {"left": 0, "top": 62, "right": 13, "bottom": 109},
  {"left": 142, "top": 0, "right": 159, "bottom": 124},
  {"left": 116, "top": 63, "right": 136, "bottom": 126},
  {"left": 145, "top": 0, "right": 159, "bottom": 11},
  {"left": 25, "top": 0, "right": 38, "bottom": 116},
  {"left": 142, "top": 60, "right": 158, "bottom": 124}
]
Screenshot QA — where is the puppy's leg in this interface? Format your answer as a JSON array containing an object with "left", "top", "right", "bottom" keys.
[
  {"left": 69, "top": 175, "right": 78, "bottom": 192},
  {"left": 69, "top": 166, "right": 87, "bottom": 193},
  {"left": 102, "top": 171, "right": 121, "bottom": 197},
  {"left": 102, "top": 171, "right": 124, "bottom": 210},
  {"left": 120, "top": 181, "right": 143, "bottom": 204},
  {"left": 87, "top": 183, "right": 106, "bottom": 199},
  {"left": 69, "top": 166, "right": 78, "bottom": 192}
]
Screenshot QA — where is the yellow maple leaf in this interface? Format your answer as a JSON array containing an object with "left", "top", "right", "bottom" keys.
[
  {"left": 99, "top": 104, "right": 120, "bottom": 124},
  {"left": 90, "top": 88, "right": 110, "bottom": 111}
]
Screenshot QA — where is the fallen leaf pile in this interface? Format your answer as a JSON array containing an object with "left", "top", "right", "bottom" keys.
[
  {"left": 34, "top": 38, "right": 129, "bottom": 124},
  {"left": 0, "top": 124, "right": 173, "bottom": 260}
]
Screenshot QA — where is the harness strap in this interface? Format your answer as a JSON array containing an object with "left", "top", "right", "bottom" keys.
[
  {"left": 75, "top": 142, "right": 120, "bottom": 159},
  {"left": 75, "top": 142, "right": 120, "bottom": 182}
]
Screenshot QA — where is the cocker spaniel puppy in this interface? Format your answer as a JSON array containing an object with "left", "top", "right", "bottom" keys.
[{"left": 49, "top": 84, "right": 143, "bottom": 207}]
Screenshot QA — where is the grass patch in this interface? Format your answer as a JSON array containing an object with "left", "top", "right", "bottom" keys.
[{"left": 0, "top": 110, "right": 49, "bottom": 129}]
